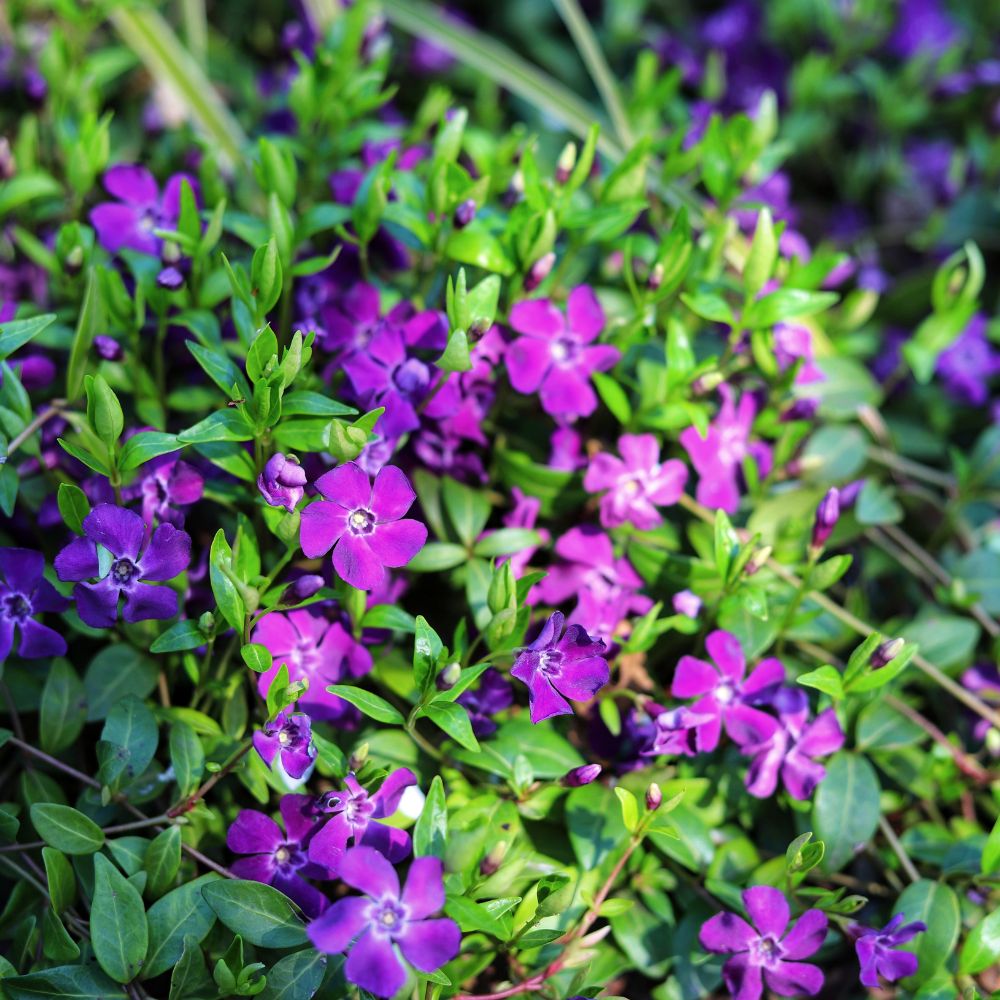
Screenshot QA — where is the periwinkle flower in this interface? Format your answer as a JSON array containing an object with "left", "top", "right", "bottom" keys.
[
  {"left": 133, "top": 457, "right": 204, "bottom": 528},
  {"left": 510, "top": 611, "right": 610, "bottom": 724},
  {"left": 299, "top": 463, "right": 427, "bottom": 591},
  {"left": 506, "top": 286, "right": 620, "bottom": 420},
  {"left": 94, "top": 335, "right": 123, "bottom": 361},
  {"left": 850, "top": 914, "right": 927, "bottom": 987},
  {"left": 253, "top": 711, "right": 317, "bottom": 781},
  {"left": 643, "top": 705, "right": 715, "bottom": 758},
  {"left": 562, "top": 763, "right": 602, "bottom": 787},
  {"left": 456, "top": 667, "right": 514, "bottom": 737},
  {"left": 258, "top": 453, "right": 307, "bottom": 512},
  {"left": 583, "top": 433, "right": 688, "bottom": 530},
  {"left": 700, "top": 886, "right": 827, "bottom": 1000},
  {"left": 774, "top": 323, "right": 823, "bottom": 385},
  {"left": 54, "top": 504, "right": 190, "bottom": 627},
  {"left": 0, "top": 549, "right": 69, "bottom": 660},
  {"left": 935, "top": 315, "right": 1000, "bottom": 406},
  {"left": 307, "top": 846, "right": 461, "bottom": 998},
  {"left": 673, "top": 590, "right": 702, "bottom": 619},
  {"left": 810, "top": 488, "right": 840, "bottom": 552}
]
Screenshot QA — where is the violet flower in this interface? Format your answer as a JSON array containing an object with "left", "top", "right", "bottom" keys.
[
  {"left": 228, "top": 794, "right": 339, "bottom": 919},
  {"left": 300, "top": 463, "right": 427, "bottom": 591},
  {"left": 510, "top": 611, "right": 610, "bottom": 724},
  {"left": 0, "top": 548, "right": 69, "bottom": 660},
  {"left": 496, "top": 488, "right": 549, "bottom": 578},
  {"left": 562, "top": 764, "right": 602, "bottom": 787},
  {"left": 133, "top": 458, "right": 204, "bottom": 528},
  {"left": 671, "top": 630, "right": 784, "bottom": 752},
  {"left": 308, "top": 768, "right": 417, "bottom": 864},
  {"left": 774, "top": 324, "right": 824, "bottom": 385},
  {"left": 258, "top": 453, "right": 307, "bottom": 512},
  {"left": 307, "top": 846, "right": 461, "bottom": 999},
  {"left": 253, "top": 711, "right": 317, "bottom": 781},
  {"left": 935, "top": 315, "right": 1000, "bottom": 406},
  {"left": 54, "top": 504, "right": 190, "bottom": 627},
  {"left": 90, "top": 164, "right": 198, "bottom": 256},
  {"left": 583, "top": 433, "right": 688, "bottom": 530},
  {"left": 673, "top": 590, "right": 702, "bottom": 619},
  {"left": 253, "top": 610, "right": 372, "bottom": 723},
  {"left": 700, "top": 886, "right": 827, "bottom": 1000},
  {"left": 456, "top": 667, "right": 514, "bottom": 738},
  {"left": 851, "top": 914, "right": 927, "bottom": 987},
  {"left": 643, "top": 706, "right": 715, "bottom": 758},
  {"left": 506, "top": 286, "right": 620, "bottom": 420}
]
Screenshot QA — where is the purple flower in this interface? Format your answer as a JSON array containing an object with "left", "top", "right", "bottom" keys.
[
  {"left": 94, "top": 335, "right": 122, "bottom": 361},
  {"left": 308, "top": 769, "right": 417, "bottom": 864},
  {"left": 774, "top": 324, "right": 823, "bottom": 385},
  {"left": 549, "top": 427, "right": 585, "bottom": 471},
  {"left": 673, "top": 590, "right": 702, "bottom": 619},
  {"left": 132, "top": 458, "right": 203, "bottom": 528},
  {"left": 54, "top": 504, "right": 190, "bottom": 627},
  {"left": 961, "top": 664, "right": 1000, "bottom": 745},
  {"left": 680, "top": 385, "right": 758, "bottom": 514},
  {"left": 583, "top": 433, "right": 688, "bottom": 530},
  {"left": 253, "top": 711, "right": 317, "bottom": 780},
  {"left": 562, "top": 764, "right": 602, "bottom": 787},
  {"left": 671, "top": 630, "right": 784, "bottom": 753},
  {"left": 888, "top": 0, "right": 962, "bottom": 59},
  {"left": 643, "top": 705, "right": 715, "bottom": 758},
  {"left": 258, "top": 453, "right": 307, "bottom": 512},
  {"left": 494, "top": 488, "right": 549, "bottom": 578},
  {"left": 851, "top": 914, "right": 927, "bottom": 987},
  {"left": 300, "top": 463, "right": 427, "bottom": 591},
  {"left": 253, "top": 610, "right": 372, "bottom": 723},
  {"left": 0, "top": 549, "right": 69, "bottom": 660},
  {"left": 510, "top": 611, "right": 610, "bottom": 724},
  {"left": 307, "top": 846, "right": 461, "bottom": 998},
  {"left": 456, "top": 667, "right": 514, "bottom": 738},
  {"left": 228, "top": 794, "right": 338, "bottom": 919},
  {"left": 90, "top": 164, "right": 198, "bottom": 256},
  {"left": 935, "top": 315, "right": 1000, "bottom": 406},
  {"left": 810, "top": 488, "right": 840, "bottom": 552},
  {"left": 700, "top": 886, "right": 827, "bottom": 1000},
  {"left": 506, "top": 286, "right": 620, "bottom": 420}
]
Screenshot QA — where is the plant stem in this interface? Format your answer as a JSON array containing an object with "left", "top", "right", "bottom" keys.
[
  {"left": 878, "top": 815, "right": 920, "bottom": 883},
  {"left": 167, "top": 740, "right": 252, "bottom": 817},
  {"left": 0, "top": 854, "right": 50, "bottom": 897},
  {"left": 7, "top": 401, "right": 65, "bottom": 456}
]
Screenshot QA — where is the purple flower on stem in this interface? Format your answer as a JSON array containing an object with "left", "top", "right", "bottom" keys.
[
  {"left": 308, "top": 768, "right": 417, "bottom": 864},
  {"left": 643, "top": 706, "right": 715, "bottom": 758},
  {"left": 258, "top": 453, "right": 307, "bottom": 512},
  {"left": 90, "top": 164, "right": 198, "bottom": 256},
  {"left": 133, "top": 458, "right": 204, "bottom": 528},
  {"left": 253, "top": 711, "right": 317, "bottom": 781},
  {"left": 700, "top": 886, "right": 827, "bottom": 1000},
  {"left": 0, "top": 549, "right": 68, "bottom": 660},
  {"left": 850, "top": 914, "right": 927, "bottom": 987},
  {"left": 510, "top": 611, "right": 610, "bottom": 724},
  {"left": 506, "top": 286, "right": 620, "bottom": 420},
  {"left": 562, "top": 764, "right": 602, "bottom": 787},
  {"left": 307, "top": 846, "right": 461, "bottom": 999},
  {"left": 583, "top": 433, "right": 688, "bottom": 530},
  {"left": 671, "top": 630, "right": 784, "bottom": 752},
  {"left": 228, "top": 794, "right": 339, "bottom": 918},
  {"left": 54, "top": 504, "right": 190, "bottom": 627},
  {"left": 300, "top": 463, "right": 427, "bottom": 591},
  {"left": 456, "top": 667, "right": 514, "bottom": 738},
  {"left": 810, "top": 488, "right": 840, "bottom": 553},
  {"left": 673, "top": 590, "right": 702, "bottom": 619}
]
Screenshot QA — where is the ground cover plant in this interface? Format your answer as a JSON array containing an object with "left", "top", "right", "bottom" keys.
[{"left": 0, "top": 0, "right": 999, "bottom": 997}]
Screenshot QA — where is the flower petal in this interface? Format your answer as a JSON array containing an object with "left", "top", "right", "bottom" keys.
[
  {"left": 722, "top": 953, "right": 764, "bottom": 1000},
  {"left": 54, "top": 537, "right": 100, "bottom": 582},
  {"left": 397, "top": 917, "right": 461, "bottom": 973},
  {"left": 366, "top": 519, "right": 427, "bottom": 568},
  {"left": 567, "top": 285, "right": 605, "bottom": 341},
  {"left": 84, "top": 504, "right": 145, "bottom": 561},
  {"left": 139, "top": 523, "right": 191, "bottom": 581},
  {"left": 344, "top": 929, "right": 406, "bottom": 999},
  {"left": 17, "top": 619, "right": 67, "bottom": 659},
  {"left": 358, "top": 821, "right": 411, "bottom": 864},
  {"left": 300, "top": 501, "right": 348, "bottom": 558},
  {"left": 780, "top": 909, "right": 827, "bottom": 960},
  {"left": 706, "top": 630, "right": 745, "bottom": 681},
  {"left": 539, "top": 366, "right": 597, "bottom": 418},
  {"left": 672, "top": 656, "right": 719, "bottom": 698},
  {"left": 401, "top": 856, "right": 445, "bottom": 919},
  {"left": 314, "top": 463, "right": 372, "bottom": 509},
  {"left": 228, "top": 810, "right": 284, "bottom": 855},
  {"left": 506, "top": 336, "right": 552, "bottom": 394},
  {"left": 766, "top": 960, "right": 824, "bottom": 997},
  {"left": 74, "top": 580, "right": 120, "bottom": 628},
  {"left": 338, "top": 845, "right": 400, "bottom": 899},
  {"left": 308, "top": 896, "right": 372, "bottom": 954},
  {"left": 122, "top": 583, "right": 178, "bottom": 623},
  {"left": 333, "top": 534, "right": 385, "bottom": 591},
  {"left": 552, "top": 656, "right": 609, "bottom": 703},
  {"left": 104, "top": 164, "right": 158, "bottom": 205},
  {"left": 509, "top": 298, "right": 564, "bottom": 338},
  {"left": 743, "top": 885, "right": 789, "bottom": 938},
  {"left": 372, "top": 768, "right": 418, "bottom": 818},
  {"left": 699, "top": 911, "right": 756, "bottom": 953},
  {"left": 370, "top": 466, "right": 417, "bottom": 521},
  {"left": 743, "top": 658, "right": 785, "bottom": 697},
  {"left": 526, "top": 674, "right": 572, "bottom": 724},
  {"left": 796, "top": 708, "right": 845, "bottom": 758},
  {"left": 0, "top": 548, "right": 44, "bottom": 591}
]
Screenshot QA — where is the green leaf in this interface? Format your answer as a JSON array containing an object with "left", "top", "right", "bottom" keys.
[
  {"left": 0, "top": 313, "right": 56, "bottom": 362},
  {"left": 66, "top": 268, "right": 105, "bottom": 402},
  {"left": 436, "top": 328, "right": 472, "bottom": 373},
  {"left": 744, "top": 208, "right": 777, "bottom": 297},
  {"left": 892, "top": 880, "right": 960, "bottom": 982},
  {"left": 414, "top": 775, "right": 447, "bottom": 859},
  {"left": 201, "top": 880, "right": 308, "bottom": 949},
  {"left": 30, "top": 804, "right": 104, "bottom": 855},
  {"left": 144, "top": 875, "right": 220, "bottom": 979},
  {"left": 406, "top": 542, "right": 468, "bottom": 572},
  {"left": 151, "top": 620, "right": 206, "bottom": 654},
  {"left": 119, "top": 432, "right": 182, "bottom": 471},
  {"left": 615, "top": 787, "right": 639, "bottom": 833},
  {"left": 91, "top": 853, "right": 148, "bottom": 983},
  {"left": 361, "top": 605, "right": 417, "bottom": 632},
  {"left": 258, "top": 949, "right": 327, "bottom": 1000},
  {"left": 592, "top": 371, "right": 632, "bottom": 425},
  {"left": 855, "top": 702, "right": 924, "bottom": 752},
  {"left": 413, "top": 615, "right": 443, "bottom": 696},
  {"left": 472, "top": 528, "right": 542, "bottom": 558},
  {"left": 39, "top": 660, "right": 87, "bottom": 754},
  {"left": 100, "top": 695, "right": 159, "bottom": 788},
  {"left": 0, "top": 804, "right": 19, "bottom": 842},
  {"left": 680, "top": 291, "right": 732, "bottom": 324},
  {"left": 280, "top": 391, "right": 356, "bottom": 417},
  {"left": 441, "top": 477, "right": 491, "bottom": 546},
  {"left": 42, "top": 848, "right": 75, "bottom": 914},
  {"left": 813, "top": 752, "right": 880, "bottom": 871},
  {"left": 326, "top": 685, "right": 404, "bottom": 725},
  {"left": 959, "top": 908, "right": 1000, "bottom": 975},
  {"left": 179, "top": 409, "right": 254, "bottom": 444},
  {"left": 209, "top": 529, "right": 245, "bottom": 632},
  {"left": 169, "top": 721, "right": 205, "bottom": 797},
  {"left": 2, "top": 966, "right": 127, "bottom": 1000},
  {"left": 983, "top": 813, "right": 1000, "bottom": 876},
  {"left": 85, "top": 645, "right": 159, "bottom": 722},
  {"left": 796, "top": 665, "right": 844, "bottom": 700},
  {"left": 743, "top": 288, "right": 838, "bottom": 327},
  {"left": 85, "top": 374, "right": 124, "bottom": 451},
  {"left": 57, "top": 483, "right": 91, "bottom": 535},
  {"left": 423, "top": 701, "right": 479, "bottom": 752},
  {"left": 186, "top": 342, "right": 250, "bottom": 398},
  {"left": 145, "top": 826, "right": 182, "bottom": 900},
  {"left": 41, "top": 908, "right": 80, "bottom": 962},
  {"left": 444, "top": 228, "right": 514, "bottom": 275},
  {"left": 566, "top": 783, "right": 628, "bottom": 869},
  {"left": 169, "top": 935, "right": 213, "bottom": 1000}
]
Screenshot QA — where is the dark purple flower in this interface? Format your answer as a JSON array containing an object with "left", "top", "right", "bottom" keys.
[
  {"left": 510, "top": 611, "right": 610, "bottom": 724},
  {"left": 253, "top": 711, "right": 317, "bottom": 781},
  {"left": 280, "top": 574, "right": 325, "bottom": 605},
  {"left": 562, "top": 764, "right": 602, "bottom": 787},
  {"left": 888, "top": 0, "right": 962, "bottom": 59},
  {"left": 307, "top": 846, "right": 461, "bottom": 998},
  {"left": 156, "top": 266, "right": 184, "bottom": 290},
  {"left": 671, "top": 630, "right": 784, "bottom": 752},
  {"left": 94, "top": 335, "right": 123, "bottom": 361},
  {"left": 936, "top": 315, "right": 1000, "bottom": 406},
  {"left": 700, "top": 886, "right": 826, "bottom": 1000},
  {"left": 259, "top": 453, "right": 307, "bottom": 512},
  {"left": 228, "top": 794, "right": 337, "bottom": 919},
  {"left": 643, "top": 705, "right": 715, "bottom": 758},
  {"left": 810, "top": 488, "right": 840, "bottom": 552},
  {"left": 308, "top": 769, "right": 417, "bottom": 864},
  {"left": 506, "top": 286, "right": 620, "bottom": 420},
  {"left": 132, "top": 458, "right": 203, "bottom": 528},
  {"left": 456, "top": 667, "right": 514, "bottom": 738},
  {"left": 54, "top": 505, "right": 190, "bottom": 627},
  {"left": 962, "top": 664, "right": 1000, "bottom": 745},
  {"left": 453, "top": 199, "right": 476, "bottom": 228},
  {"left": 0, "top": 549, "right": 68, "bottom": 660},
  {"left": 584, "top": 433, "right": 688, "bottom": 530},
  {"left": 851, "top": 914, "right": 927, "bottom": 987},
  {"left": 90, "top": 164, "right": 198, "bottom": 256},
  {"left": 300, "top": 463, "right": 427, "bottom": 591}
]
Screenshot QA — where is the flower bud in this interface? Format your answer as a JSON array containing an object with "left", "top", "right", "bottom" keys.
[
  {"left": 453, "top": 199, "right": 476, "bottom": 229},
  {"left": 94, "top": 335, "right": 123, "bottom": 362},
  {"left": 502, "top": 169, "right": 524, "bottom": 208},
  {"left": 156, "top": 265, "right": 184, "bottom": 290},
  {"left": 524, "top": 251, "right": 555, "bottom": 292},
  {"left": 65, "top": 245, "right": 84, "bottom": 275},
  {"left": 258, "top": 453, "right": 307, "bottom": 512},
  {"left": 810, "top": 487, "right": 840, "bottom": 552},
  {"left": 281, "top": 574, "right": 324, "bottom": 604},
  {"left": 561, "top": 764, "right": 602, "bottom": 787},
  {"left": 646, "top": 782, "right": 662, "bottom": 811},
  {"left": 745, "top": 545, "right": 772, "bottom": 576},
  {"left": 555, "top": 142, "right": 577, "bottom": 184},
  {"left": 480, "top": 840, "right": 507, "bottom": 876},
  {"left": 0, "top": 138, "right": 14, "bottom": 181},
  {"left": 672, "top": 590, "right": 701, "bottom": 619},
  {"left": 198, "top": 611, "right": 216, "bottom": 635},
  {"left": 161, "top": 240, "right": 182, "bottom": 265},
  {"left": 437, "top": 661, "right": 462, "bottom": 690},
  {"left": 348, "top": 743, "right": 368, "bottom": 772},
  {"left": 781, "top": 398, "right": 818, "bottom": 422},
  {"left": 691, "top": 371, "right": 725, "bottom": 395},
  {"left": 871, "top": 637, "right": 904, "bottom": 669},
  {"left": 648, "top": 262, "right": 665, "bottom": 291}
]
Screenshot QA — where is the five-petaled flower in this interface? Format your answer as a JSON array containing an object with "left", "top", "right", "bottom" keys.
[
  {"left": 54, "top": 504, "right": 190, "bottom": 628},
  {"left": 300, "top": 463, "right": 427, "bottom": 590},
  {"left": 699, "top": 885, "right": 827, "bottom": 1000},
  {"left": 850, "top": 914, "right": 926, "bottom": 987},
  {"left": 511, "top": 611, "right": 610, "bottom": 723},
  {"left": 253, "top": 711, "right": 317, "bottom": 781},
  {"left": 307, "top": 845, "right": 461, "bottom": 998},
  {"left": 0, "top": 548, "right": 68, "bottom": 660}
]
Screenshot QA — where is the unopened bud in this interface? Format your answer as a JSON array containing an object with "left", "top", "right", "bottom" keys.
[
  {"left": 480, "top": 840, "right": 507, "bottom": 876},
  {"left": 871, "top": 637, "right": 904, "bottom": 670},
  {"left": 648, "top": 262, "right": 665, "bottom": 291},
  {"left": 646, "top": 782, "right": 662, "bottom": 811},
  {"left": 691, "top": 371, "right": 724, "bottom": 395},
  {"left": 157, "top": 265, "right": 184, "bottom": 290},
  {"left": 281, "top": 574, "right": 324, "bottom": 604},
  {"left": 745, "top": 545, "right": 772, "bottom": 576},
  {"left": 839, "top": 479, "right": 865, "bottom": 508},
  {"left": 562, "top": 764, "right": 602, "bottom": 787},
  {"left": 555, "top": 142, "right": 577, "bottom": 184},
  {"left": 782, "top": 398, "right": 818, "bottom": 422},
  {"left": 65, "top": 245, "right": 84, "bottom": 275},
  {"left": 810, "top": 488, "right": 840, "bottom": 552},
  {"left": 524, "top": 251, "right": 555, "bottom": 292},
  {"left": 453, "top": 199, "right": 476, "bottom": 229},
  {"left": 437, "top": 661, "right": 462, "bottom": 690},
  {"left": 198, "top": 611, "right": 215, "bottom": 635},
  {"left": 348, "top": 743, "right": 369, "bottom": 771},
  {"left": 161, "top": 240, "right": 182, "bottom": 265},
  {"left": 502, "top": 169, "right": 524, "bottom": 208},
  {"left": 0, "top": 138, "right": 14, "bottom": 181},
  {"left": 94, "top": 335, "right": 123, "bottom": 362}
]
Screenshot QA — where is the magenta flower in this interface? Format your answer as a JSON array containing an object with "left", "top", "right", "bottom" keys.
[
  {"left": 307, "top": 846, "right": 461, "bottom": 999},
  {"left": 132, "top": 458, "right": 204, "bottom": 528},
  {"left": 258, "top": 453, "right": 307, "bottom": 512},
  {"left": 506, "top": 286, "right": 620, "bottom": 420},
  {"left": 671, "top": 630, "right": 784, "bottom": 752},
  {"left": 228, "top": 794, "right": 339, "bottom": 919},
  {"left": 642, "top": 706, "right": 715, "bottom": 758},
  {"left": 308, "top": 768, "right": 417, "bottom": 864},
  {"left": 774, "top": 323, "right": 823, "bottom": 385},
  {"left": 54, "top": 504, "right": 190, "bottom": 627},
  {"left": 299, "top": 463, "right": 427, "bottom": 591},
  {"left": 253, "top": 712, "right": 317, "bottom": 781},
  {"left": 700, "top": 886, "right": 827, "bottom": 1000},
  {"left": 510, "top": 611, "right": 610, "bottom": 723},
  {"left": 549, "top": 427, "right": 585, "bottom": 471},
  {"left": 673, "top": 590, "right": 702, "bottom": 619},
  {"left": 680, "top": 385, "right": 758, "bottom": 514},
  {"left": 851, "top": 914, "right": 926, "bottom": 987},
  {"left": 253, "top": 610, "right": 372, "bottom": 723},
  {"left": 584, "top": 433, "right": 688, "bottom": 530},
  {"left": 89, "top": 164, "right": 198, "bottom": 256},
  {"left": 0, "top": 549, "right": 68, "bottom": 660},
  {"left": 494, "top": 487, "right": 549, "bottom": 578}
]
